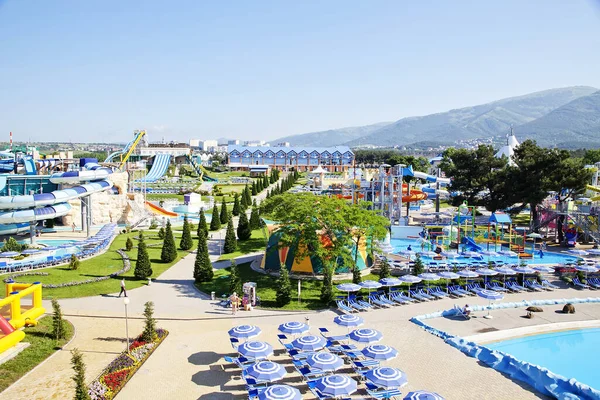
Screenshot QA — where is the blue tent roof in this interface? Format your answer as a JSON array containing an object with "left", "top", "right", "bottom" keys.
[{"left": 489, "top": 213, "right": 512, "bottom": 224}]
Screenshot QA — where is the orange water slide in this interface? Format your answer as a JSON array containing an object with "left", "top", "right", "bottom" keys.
[{"left": 145, "top": 201, "right": 178, "bottom": 217}]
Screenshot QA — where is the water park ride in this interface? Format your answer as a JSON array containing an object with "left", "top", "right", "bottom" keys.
[
  {"left": 105, "top": 129, "right": 146, "bottom": 170},
  {"left": 0, "top": 281, "right": 45, "bottom": 354}
]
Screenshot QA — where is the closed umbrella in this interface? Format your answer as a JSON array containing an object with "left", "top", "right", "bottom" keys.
[
  {"left": 349, "top": 328, "right": 383, "bottom": 344},
  {"left": 361, "top": 344, "right": 398, "bottom": 361},
  {"left": 291, "top": 335, "right": 327, "bottom": 352},
  {"left": 258, "top": 385, "right": 302, "bottom": 400},
  {"left": 238, "top": 341, "right": 273, "bottom": 360},
  {"left": 312, "top": 374, "right": 357, "bottom": 398},
  {"left": 404, "top": 391, "right": 446, "bottom": 400},
  {"left": 278, "top": 322, "right": 309, "bottom": 336},
  {"left": 333, "top": 314, "right": 363, "bottom": 328},
  {"left": 229, "top": 325, "right": 261, "bottom": 340},
  {"left": 364, "top": 367, "right": 407, "bottom": 389},
  {"left": 245, "top": 361, "right": 286, "bottom": 383},
  {"left": 477, "top": 289, "right": 504, "bottom": 319},
  {"left": 306, "top": 352, "right": 344, "bottom": 372}
]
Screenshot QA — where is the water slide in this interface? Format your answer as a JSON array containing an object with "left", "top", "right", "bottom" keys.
[
  {"left": 411, "top": 171, "right": 451, "bottom": 185},
  {"left": 137, "top": 154, "right": 171, "bottom": 183},
  {"left": 462, "top": 237, "right": 483, "bottom": 252},
  {"left": 105, "top": 130, "right": 146, "bottom": 168},
  {"left": 23, "top": 157, "right": 37, "bottom": 175},
  {"left": 145, "top": 201, "right": 178, "bottom": 217}
]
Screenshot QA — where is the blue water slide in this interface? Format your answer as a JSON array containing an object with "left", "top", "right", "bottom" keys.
[
  {"left": 23, "top": 158, "right": 37, "bottom": 175},
  {"left": 0, "top": 223, "right": 30, "bottom": 235},
  {"left": 0, "top": 203, "right": 72, "bottom": 224},
  {"left": 462, "top": 237, "right": 483, "bottom": 252},
  {"left": 137, "top": 154, "right": 171, "bottom": 183},
  {"left": 0, "top": 181, "right": 112, "bottom": 210},
  {"left": 50, "top": 168, "right": 111, "bottom": 184}
]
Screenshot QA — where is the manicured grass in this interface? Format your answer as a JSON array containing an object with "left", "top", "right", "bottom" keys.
[
  {"left": 0, "top": 316, "right": 74, "bottom": 392},
  {"left": 10, "top": 231, "right": 198, "bottom": 299},
  {"left": 217, "top": 229, "right": 268, "bottom": 261},
  {"left": 146, "top": 194, "right": 185, "bottom": 202},
  {"left": 214, "top": 184, "right": 247, "bottom": 194}
]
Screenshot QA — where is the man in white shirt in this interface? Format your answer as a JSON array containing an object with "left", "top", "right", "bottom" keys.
[{"left": 118, "top": 279, "right": 127, "bottom": 297}]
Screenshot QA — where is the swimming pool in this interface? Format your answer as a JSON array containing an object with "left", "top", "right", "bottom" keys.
[
  {"left": 390, "top": 238, "right": 579, "bottom": 265},
  {"left": 16, "top": 239, "right": 78, "bottom": 247},
  {"left": 487, "top": 328, "right": 600, "bottom": 390}
]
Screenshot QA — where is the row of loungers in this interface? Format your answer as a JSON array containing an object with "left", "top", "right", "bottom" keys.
[
  {"left": 573, "top": 277, "right": 600, "bottom": 290},
  {"left": 337, "top": 280, "right": 561, "bottom": 313}
]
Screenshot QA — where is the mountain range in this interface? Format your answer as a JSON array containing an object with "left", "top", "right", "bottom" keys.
[{"left": 271, "top": 86, "right": 600, "bottom": 149}]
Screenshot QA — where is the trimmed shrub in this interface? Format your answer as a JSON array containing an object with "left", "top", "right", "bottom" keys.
[
  {"left": 125, "top": 237, "right": 133, "bottom": 252},
  {"left": 236, "top": 212, "right": 251, "bottom": 241},
  {"left": 135, "top": 232, "right": 153, "bottom": 279},
  {"left": 210, "top": 203, "right": 221, "bottom": 231},
  {"left": 141, "top": 301, "right": 157, "bottom": 342},
  {"left": 180, "top": 216, "right": 193, "bottom": 250},
  {"left": 223, "top": 216, "right": 237, "bottom": 254},
  {"left": 69, "top": 254, "right": 80, "bottom": 271},
  {"left": 160, "top": 221, "right": 177, "bottom": 263}
]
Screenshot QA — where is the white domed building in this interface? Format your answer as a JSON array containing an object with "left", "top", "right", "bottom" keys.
[{"left": 495, "top": 128, "right": 520, "bottom": 165}]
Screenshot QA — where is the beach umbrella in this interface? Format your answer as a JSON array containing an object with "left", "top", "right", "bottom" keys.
[
  {"left": 495, "top": 266, "right": 516, "bottom": 287},
  {"left": 379, "top": 277, "right": 402, "bottom": 287},
  {"left": 258, "top": 385, "right": 302, "bottom": 400},
  {"left": 456, "top": 269, "right": 478, "bottom": 285},
  {"left": 238, "top": 341, "right": 273, "bottom": 360},
  {"left": 361, "top": 344, "right": 398, "bottom": 361},
  {"left": 40, "top": 246, "right": 59, "bottom": 251},
  {"left": 527, "top": 232, "right": 543, "bottom": 256},
  {"left": 306, "top": 352, "right": 344, "bottom": 372},
  {"left": 477, "top": 289, "right": 504, "bottom": 319},
  {"left": 399, "top": 274, "right": 422, "bottom": 297},
  {"left": 398, "top": 249, "right": 415, "bottom": 259},
  {"left": 404, "top": 391, "right": 446, "bottom": 400},
  {"left": 364, "top": 367, "right": 407, "bottom": 389},
  {"left": 475, "top": 268, "right": 497, "bottom": 285},
  {"left": 533, "top": 265, "right": 555, "bottom": 273},
  {"left": 291, "top": 335, "right": 327, "bottom": 352},
  {"left": 440, "top": 251, "right": 459, "bottom": 259},
  {"left": 418, "top": 273, "right": 439, "bottom": 289},
  {"left": 568, "top": 249, "right": 589, "bottom": 256},
  {"left": 336, "top": 283, "right": 362, "bottom": 302},
  {"left": 0, "top": 251, "right": 20, "bottom": 258},
  {"left": 21, "top": 249, "right": 41, "bottom": 255},
  {"left": 333, "top": 314, "right": 364, "bottom": 328},
  {"left": 437, "top": 271, "right": 460, "bottom": 293},
  {"left": 312, "top": 374, "right": 357, "bottom": 398},
  {"left": 349, "top": 328, "right": 383, "bottom": 344},
  {"left": 575, "top": 264, "right": 599, "bottom": 280},
  {"left": 587, "top": 249, "right": 600, "bottom": 256},
  {"left": 360, "top": 280, "right": 382, "bottom": 290},
  {"left": 278, "top": 322, "right": 309, "bottom": 336},
  {"left": 417, "top": 251, "right": 437, "bottom": 258},
  {"left": 461, "top": 251, "right": 481, "bottom": 258},
  {"left": 245, "top": 361, "right": 286, "bottom": 383},
  {"left": 479, "top": 250, "right": 499, "bottom": 257},
  {"left": 228, "top": 325, "right": 261, "bottom": 340},
  {"left": 513, "top": 265, "right": 535, "bottom": 282}
]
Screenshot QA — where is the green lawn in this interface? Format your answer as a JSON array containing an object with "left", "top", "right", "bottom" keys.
[
  {"left": 9, "top": 231, "right": 198, "bottom": 299},
  {"left": 217, "top": 229, "right": 268, "bottom": 261},
  {"left": 146, "top": 194, "right": 185, "bottom": 202},
  {"left": 214, "top": 184, "right": 247, "bottom": 194},
  {"left": 0, "top": 316, "right": 74, "bottom": 392}
]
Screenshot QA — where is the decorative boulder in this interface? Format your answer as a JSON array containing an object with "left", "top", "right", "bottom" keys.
[
  {"left": 562, "top": 303, "right": 576, "bottom": 314},
  {"left": 526, "top": 306, "right": 543, "bottom": 312}
]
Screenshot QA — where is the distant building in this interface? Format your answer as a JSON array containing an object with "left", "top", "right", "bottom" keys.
[
  {"left": 227, "top": 145, "right": 354, "bottom": 172},
  {"left": 243, "top": 140, "right": 268, "bottom": 147},
  {"left": 495, "top": 128, "right": 519, "bottom": 165},
  {"left": 189, "top": 139, "right": 200, "bottom": 148},
  {"left": 275, "top": 142, "right": 290, "bottom": 147},
  {"left": 227, "top": 139, "right": 240, "bottom": 145}
]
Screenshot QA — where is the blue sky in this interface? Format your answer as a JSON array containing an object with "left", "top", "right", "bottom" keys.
[{"left": 1, "top": 0, "right": 600, "bottom": 143}]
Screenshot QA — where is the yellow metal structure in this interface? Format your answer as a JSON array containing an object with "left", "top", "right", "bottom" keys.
[
  {"left": 0, "top": 282, "right": 45, "bottom": 353},
  {"left": 119, "top": 129, "right": 146, "bottom": 170},
  {"left": 586, "top": 185, "right": 600, "bottom": 201}
]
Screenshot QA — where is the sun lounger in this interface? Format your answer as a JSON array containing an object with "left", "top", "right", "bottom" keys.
[
  {"left": 417, "top": 289, "right": 436, "bottom": 300},
  {"left": 408, "top": 290, "right": 429, "bottom": 301},
  {"left": 453, "top": 305, "right": 471, "bottom": 320},
  {"left": 525, "top": 280, "right": 545, "bottom": 291},
  {"left": 307, "top": 382, "right": 351, "bottom": 400},
  {"left": 466, "top": 283, "right": 484, "bottom": 294},
  {"left": 296, "top": 365, "right": 326, "bottom": 381},
  {"left": 348, "top": 298, "right": 369, "bottom": 311},
  {"left": 448, "top": 285, "right": 466, "bottom": 297},
  {"left": 247, "top": 387, "right": 266, "bottom": 399},
  {"left": 366, "top": 382, "right": 403, "bottom": 399},
  {"left": 230, "top": 337, "right": 240, "bottom": 350},
  {"left": 430, "top": 286, "right": 449, "bottom": 298},
  {"left": 487, "top": 282, "right": 509, "bottom": 292},
  {"left": 389, "top": 291, "right": 411, "bottom": 304},
  {"left": 507, "top": 280, "right": 528, "bottom": 291},
  {"left": 541, "top": 279, "right": 559, "bottom": 290},
  {"left": 573, "top": 277, "right": 592, "bottom": 289},
  {"left": 319, "top": 327, "right": 348, "bottom": 343},
  {"left": 222, "top": 355, "right": 253, "bottom": 369},
  {"left": 449, "top": 285, "right": 472, "bottom": 297},
  {"left": 505, "top": 281, "right": 523, "bottom": 292},
  {"left": 587, "top": 277, "right": 600, "bottom": 289},
  {"left": 336, "top": 300, "right": 354, "bottom": 314},
  {"left": 376, "top": 293, "right": 396, "bottom": 306},
  {"left": 356, "top": 297, "right": 374, "bottom": 309}
]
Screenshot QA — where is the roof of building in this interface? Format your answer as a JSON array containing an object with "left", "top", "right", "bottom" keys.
[
  {"left": 227, "top": 145, "right": 353, "bottom": 155},
  {"left": 489, "top": 213, "right": 512, "bottom": 224}
]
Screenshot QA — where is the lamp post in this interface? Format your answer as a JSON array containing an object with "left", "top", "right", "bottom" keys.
[{"left": 123, "top": 297, "right": 130, "bottom": 354}]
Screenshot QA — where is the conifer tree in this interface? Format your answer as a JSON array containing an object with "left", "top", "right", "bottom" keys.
[
  {"left": 379, "top": 258, "right": 391, "bottom": 279},
  {"left": 125, "top": 237, "right": 134, "bottom": 251},
  {"left": 219, "top": 197, "right": 228, "bottom": 224},
  {"left": 320, "top": 266, "right": 334, "bottom": 304},
  {"left": 251, "top": 181, "right": 257, "bottom": 195},
  {"left": 252, "top": 198, "right": 258, "bottom": 207},
  {"left": 223, "top": 215, "right": 237, "bottom": 254},
  {"left": 413, "top": 254, "right": 425, "bottom": 276},
  {"left": 244, "top": 185, "right": 252, "bottom": 204},
  {"left": 160, "top": 221, "right": 177, "bottom": 263},
  {"left": 210, "top": 203, "right": 221, "bottom": 231},
  {"left": 158, "top": 226, "right": 165, "bottom": 239},
  {"left": 232, "top": 193, "right": 241, "bottom": 216},
  {"left": 352, "top": 265, "right": 362, "bottom": 284},
  {"left": 180, "top": 216, "right": 193, "bottom": 250},
  {"left": 276, "top": 265, "right": 292, "bottom": 306},
  {"left": 197, "top": 210, "right": 208, "bottom": 237},
  {"left": 51, "top": 298, "right": 66, "bottom": 341},
  {"left": 240, "top": 190, "right": 248, "bottom": 211},
  {"left": 135, "top": 231, "right": 153, "bottom": 278},
  {"left": 194, "top": 230, "right": 213, "bottom": 282},
  {"left": 229, "top": 260, "right": 242, "bottom": 295},
  {"left": 237, "top": 211, "right": 251, "bottom": 241},
  {"left": 71, "top": 349, "right": 90, "bottom": 400},
  {"left": 141, "top": 301, "right": 157, "bottom": 342},
  {"left": 249, "top": 206, "right": 261, "bottom": 230}
]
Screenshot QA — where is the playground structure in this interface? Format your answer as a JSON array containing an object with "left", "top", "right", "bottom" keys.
[{"left": 0, "top": 281, "right": 45, "bottom": 354}]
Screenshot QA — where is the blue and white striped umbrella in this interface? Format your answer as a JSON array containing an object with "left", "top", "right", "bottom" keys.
[
  {"left": 437, "top": 271, "right": 459, "bottom": 280},
  {"left": 333, "top": 314, "right": 364, "bottom": 328},
  {"left": 379, "top": 277, "right": 402, "bottom": 286},
  {"left": 404, "top": 390, "right": 445, "bottom": 400},
  {"left": 533, "top": 265, "right": 555, "bottom": 273},
  {"left": 40, "top": 246, "right": 59, "bottom": 251},
  {"left": 238, "top": 341, "right": 273, "bottom": 360},
  {"left": 361, "top": 344, "right": 398, "bottom": 360},
  {"left": 229, "top": 325, "right": 261, "bottom": 339},
  {"left": 360, "top": 280, "right": 383, "bottom": 289},
  {"left": 336, "top": 283, "right": 362, "bottom": 292},
  {"left": 479, "top": 250, "right": 499, "bottom": 257},
  {"left": 475, "top": 268, "right": 498, "bottom": 276},
  {"left": 477, "top": 289, "right": 504, "bottom": 301},
  {"left": 258, "top": 385, "right": 302, "bottom": 400},
  {"left": 399, "top": 275, "right": 422, "bottom": 284},
  {"left": 440, "top": 251, "right": 459, "bottom": 259},
  {"left": 495, "top": 267, "right": 516, "bottom": 275},
  {"left": 418, "top": 273, "right": 439, "bottom": 281},
  {"left": 457, "top": 270, "right": 479, "bottom": 278},
  {"left": 312, "top": 374, "right": 357, "bottom": 398},
  {"left": 291, "top": 335, "right": 327, "bottom": 351},
  {"left": 0, "top": 251, "right": 20, "bottom": 258},
  {"left": 575, "top": 264, "right": 599, "bottom": 273},
  {"left": 245, "top": 361, "right": 286, "bottom": 382},
  {"left": 513, "top": 266, "right": 535, "bottom": 274},
  {"left": 364, "top": 367, "right": 408, "bottom": 389},
  {"left": 306, "top": 352, "right": 344, "bottom": 372},
  {"left": 278, "top": 322, "right": 309, "bottom": 335},
  {"left": 21, "top": 249, "right": 41, "bottom": 255},
  {"left": 349, "top": 328, "right": 383, "bottom": 344}
]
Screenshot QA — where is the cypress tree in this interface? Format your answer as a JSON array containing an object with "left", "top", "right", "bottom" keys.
[
  {"left": 413, "top": 254, "right": 425, "bottom": 276},
  {"left": 263, "top": 174, "right": 269, "bottom": 188},
  {"left": 219, "top": 197, "right": 228, "bottom": 224},
  {"left": 229, "top": 260, "right": 242, "bottom": 295},
  {"left": 135, "top": 231, "right": 153, "bottom": 278},
  {"left": 249, "top": 207, "right": 261, "bottom": 230},
  {"left": 379, "top": 258, "right": 391, "bottom": 279},
  {"left": 232, "top": 193, "right": 241, "bottom": 216},
  {"left": 160, "top": 221, "right": 177, "bottom": 263},
  {"left": 71, "top": 349, "right": 90, "bottom": 400},
  {"left": 194, "top": 230, "right": 213, "bottom": 282},
  {"left": 352, "top": 265, "right": 362, "bottom": 284},
  {"left": 223, "top": 215, "right": 237, "bottom": 254},
  {"left": 125, "top": 237, "right": 133, "bottom": 251},
  {"left": 257, "top": 178, "right": 263, "bottom": 193},
  {"left": 197, "top": 210, "right": 208, "bottom": 237},
  {"left": 320, "top": 266, "right": 334, "bottom": 304},
  {"left": 51, "top": 298, "right": 66, "bottom": 341},
  {"left": 244, "top": 185, "right": 252, "bottom": 204},
  {"left": 158, "top": 226, "right": 165, "bottom": 239},
  {"left": 180, "top": 216, "right": 193, "bottom": 250},
  {"left": 237, "top": 211, "right": 251, "bottom": 241},
  {"left": 276, "top": 265, "right": 292, "bottom": 306},
  {"left": 252, "top": 198, "right": 258, "bottom": 207},
  {"left": 210, "top": 203, "right": 221, "bottom": 231},
  {"left": 141, "top": 301, "right": 157, "bottom": 342},
  {"left": 251, "top": 181, "right": 257, "bottom": 195}
]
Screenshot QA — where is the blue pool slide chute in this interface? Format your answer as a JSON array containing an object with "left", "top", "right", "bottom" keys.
[
  {"left": 137, "top": 154, "right": 171, "bottom": 183},
  {"left": 462, "top": 237, "right": 483, "bottom": 252}
]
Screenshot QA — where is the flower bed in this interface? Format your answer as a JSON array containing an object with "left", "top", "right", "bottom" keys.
[{"left": 88, "top": 328, "right": 168, "bottom": 399}]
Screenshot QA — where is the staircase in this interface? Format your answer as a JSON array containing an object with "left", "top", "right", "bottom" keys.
[
  {"left": 128, "top": 199, "right": 152, "bottom": 228},
  {"left": 570, "top": 212, "right": 600, "bottom": 244}
]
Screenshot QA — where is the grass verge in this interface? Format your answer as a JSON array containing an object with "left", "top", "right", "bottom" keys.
[
  {"left": 217, "top": 229, "right": 268, "bottom": 261},
  {"left": 0, "top": 316, "right": 74, "bottom": 392}
]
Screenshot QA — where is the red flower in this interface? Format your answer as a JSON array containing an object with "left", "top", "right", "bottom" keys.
[
  {"left": 102, "top": 369, "right": 130, "bottom": 391},
  {"left": 129, "top": 340, "right": 147, "bottom": 350}
]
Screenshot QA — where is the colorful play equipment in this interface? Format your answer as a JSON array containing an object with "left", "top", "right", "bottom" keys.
[
  {"left": 0, "top": 281, "right": 45, "bottom": 353},
  {"left": 260, "top": 229, "right": 373, "bottom": 274},
  {"left": 145, "top": 201, "right": 178, "bottom": 217}
]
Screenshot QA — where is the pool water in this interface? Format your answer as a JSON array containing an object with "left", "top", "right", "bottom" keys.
[
  {"left": 20, "top": 239, "right": 78, "bottom": 247},
  {"left": 487, "top": 328, "right": 600, "bottom": 389},
  {"left": 390, "top": 238, "right": 579, "bottom": 265}
]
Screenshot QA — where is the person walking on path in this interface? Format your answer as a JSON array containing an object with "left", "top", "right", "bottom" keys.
[
  {"left": 71, "top": 222, "right": 76, "bottom": 232},
  {"left": 118, "top": 279, "right": 127, "bottom": 297}
]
